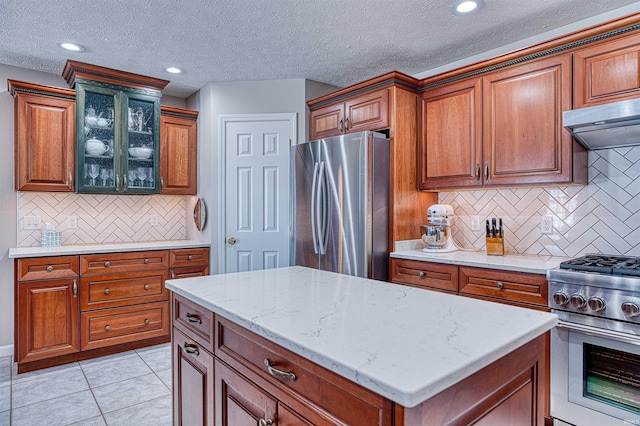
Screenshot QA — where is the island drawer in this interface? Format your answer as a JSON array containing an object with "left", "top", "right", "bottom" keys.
[
  {"left": 81, "top": 301, "right": 169, "bottom": 350},
  {"left": 170, "top": 247, "right": 209, "bottom": 268},
  {"left": 459, "top": 267, "right": 548, "bottom": 307},
  {"left": 80, "top": 250, "right": 169, "bottom": 275},
  {"left": 17, "top": 256, "right": 79, "bottom": 281},
  {"left": 170, "top": 265, "right": 209, "bottom": 280},
  {"left": 390, "top": 258, "right": 458, "bottom": 292},
  {"left": 215, "top": 317, "right": 392, "bottom": 426},
  {"left": 80, "top": 270, "right": 168, "bottom": 311},
  {"left": 173, "top": 293, "right": 214, "bottom": 353}
]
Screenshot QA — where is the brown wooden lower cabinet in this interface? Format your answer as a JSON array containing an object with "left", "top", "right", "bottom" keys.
[{"left": 172, "top": 293, "right": 548, "bottom": 426}]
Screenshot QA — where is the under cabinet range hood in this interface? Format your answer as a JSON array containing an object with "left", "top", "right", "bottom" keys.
[{"left": 563, "top": 98, "right": 640, "bottom": 150}]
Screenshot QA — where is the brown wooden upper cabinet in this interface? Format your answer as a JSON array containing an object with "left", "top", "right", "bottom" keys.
[
  {"left": 419, "top": 53, "right": 586, "bottom": 190},
  {"left": 9, "top": 80, "right": 76, "bottom": 192},
  {"left": 573, "top": 32, "right": 640, "bottom": 109},
  {"left": 160, "top": 106, "right": 198, "bottom": 195},
  {"left": 309, "top": 88, "right": 389, "bottom": 140}
]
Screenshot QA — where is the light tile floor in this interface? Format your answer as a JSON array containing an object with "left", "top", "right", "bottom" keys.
[{"left": 0, "top": 343, "right": 172, "bottom": 426}]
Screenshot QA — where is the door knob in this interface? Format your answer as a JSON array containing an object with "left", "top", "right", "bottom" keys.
[{"left": 227, "top": 237, "right": 237, "bottom": 245}]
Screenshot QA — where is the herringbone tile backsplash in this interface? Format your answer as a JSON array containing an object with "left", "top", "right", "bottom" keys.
[
  {"left": 440, "top": 147, "right": 640, "bottom": 257},
  {"left": 18, "top": 193, "right": 186, "bottom": 246}
]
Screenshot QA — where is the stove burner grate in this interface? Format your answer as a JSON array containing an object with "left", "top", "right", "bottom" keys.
[{"left": 560, "top": 254, "right": 640, "bottom": 276}]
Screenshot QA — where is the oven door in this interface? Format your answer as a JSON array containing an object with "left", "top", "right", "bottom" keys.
[{"left": 551, "top": 322, "right": 640, "bottom": 426}]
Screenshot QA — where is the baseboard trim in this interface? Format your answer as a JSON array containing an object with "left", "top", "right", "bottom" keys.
[{"left": 0, "top": 344, "right": 13, "bottom": 358}]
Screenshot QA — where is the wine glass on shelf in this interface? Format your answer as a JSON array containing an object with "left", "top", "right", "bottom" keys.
[
  {"left": 146, "top": 167, "right": 154, "bottom": 189},
  {"left": 127, "top": 169, "right": 137, "bottom": 188},
  {"left": 100, "top": 168, "right": 109, "bottom": 186},
  {"left": 88, "top": 164, "right": 100, "bottom": 186},
  {"left": 137, "top": 167, "right": 147, "bottom": 188}
]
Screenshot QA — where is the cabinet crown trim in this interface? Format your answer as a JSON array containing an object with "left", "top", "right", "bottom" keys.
[
  {"left": 8, "top": 79, "right": 76, "bottom": 99},
  {"left": 63, "top": 60, "right": 169, "bottom": 91},
  {"left": 160, "top": 105, "right": 199, "bottom": 118}
]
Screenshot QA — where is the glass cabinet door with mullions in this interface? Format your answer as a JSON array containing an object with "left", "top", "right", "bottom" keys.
[{"left": 75, "top": 82, "right": 161, "bottom": 194}]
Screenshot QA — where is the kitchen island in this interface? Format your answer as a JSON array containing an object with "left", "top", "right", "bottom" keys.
[{"left": 166, "top": 266, "right": 557, "bottom": 425}]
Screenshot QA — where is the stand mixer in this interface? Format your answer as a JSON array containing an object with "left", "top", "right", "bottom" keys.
[{"left": 421, "top": 204, "right": 458, "bottom": 253}]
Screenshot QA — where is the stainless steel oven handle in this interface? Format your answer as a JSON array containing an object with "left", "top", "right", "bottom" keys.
[{"left": 557, "top": 320, "right": 640, "bottom": 346}]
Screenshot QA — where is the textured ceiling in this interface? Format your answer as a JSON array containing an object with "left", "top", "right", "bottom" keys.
[{"left": 1, "top": 0, "right": 638, "bottom": 98}]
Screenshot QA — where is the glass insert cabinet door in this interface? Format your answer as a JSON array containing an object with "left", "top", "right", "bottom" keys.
[{"left": 75, "top": 82, "right": 161, "bottom": 194}]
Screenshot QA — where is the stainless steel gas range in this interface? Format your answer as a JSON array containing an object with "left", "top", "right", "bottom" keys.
[{"left": 548, "top": 255, "right": 640, "bottom": 426}]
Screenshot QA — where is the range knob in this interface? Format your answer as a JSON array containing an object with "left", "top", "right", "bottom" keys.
[
  {"left": 569, "top": 294, "right": 587, "bottom": 309},
  {"left": 621, "top": 302, "right": 640, "bottom": 318},
  {"left": 552, "top": 291, "right": 569, "bottom": 306},
  {"left": 588, "top": 297, "right": 606, "bottom": 312}
]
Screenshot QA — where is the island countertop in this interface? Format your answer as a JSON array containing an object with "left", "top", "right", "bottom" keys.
[{"left": 165, "top": 266, "right": 557, "bottom": 408}]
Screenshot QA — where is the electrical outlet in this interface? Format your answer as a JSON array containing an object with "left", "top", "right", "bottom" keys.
[
  {"left": 149, "top": 214, "right": 159, "bottom": 226},
  {"left": 67, "top": 216, "right": 77, "bottom": 229},
  {"left": 24, "top": 216, "right": 41, "bottom": 230},
  {"left": 470, "top": 215, "right": 480, "bottom": 231},
  {"left": 541, "top": 216, "right": 553, "bottom": 234}
]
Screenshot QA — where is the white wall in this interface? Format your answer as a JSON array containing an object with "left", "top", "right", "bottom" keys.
[{"left": 192, "top": 79, "right": 338, "bottom": 274}]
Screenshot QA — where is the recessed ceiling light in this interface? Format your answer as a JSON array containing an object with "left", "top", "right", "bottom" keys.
[
  {"left": 58, "top": 42, "right": 85, "bottom": 52},
  {"left": 165, "top": 67, "right": 183, "bottom": 74},
  {"left": 453, "top": 0, "right": 483, "bottom": 15}
]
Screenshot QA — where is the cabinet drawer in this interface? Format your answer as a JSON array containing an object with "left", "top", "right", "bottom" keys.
[
  {"left": 173, "top": 293, "right": 214, "bottom": 353},
  {"left": 81, "top": 301, "right": 169, "bottom": 350},
  {"left": 459, "top": 267, "right": 548, "bottom": 307},
  {"left": 169, "top": 247, "right": 209, "bottom": 268},
  {"left": 81, "top": 270, "right": 168, "bottom": 311},
  {"left": 390, "top": 258, "right": 458, "bottom": 292},
  {"left": 171, "top": 265, "right": 209, "bottom": 279},
  {"left": 216, "top": 317, "right": 392, "bottom": 426},
  {"left": 17, "top": 256, "right": 79, "bottom": 281},
  {"left": 80, "top": 250, "right": 168, "bottom": 275}
]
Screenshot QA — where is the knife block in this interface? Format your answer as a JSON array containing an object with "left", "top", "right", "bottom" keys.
[{"left": 486, "top": 237, "right": 504, "bottom": 256}]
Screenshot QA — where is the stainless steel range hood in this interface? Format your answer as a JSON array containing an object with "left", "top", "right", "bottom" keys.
[{"left": 563, "top": 98, "right": 640, "bottom": 150}]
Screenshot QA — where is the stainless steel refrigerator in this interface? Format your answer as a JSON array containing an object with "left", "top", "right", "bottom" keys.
[{"left": 290, "top": 131, "right": 389, "bottom": 280}]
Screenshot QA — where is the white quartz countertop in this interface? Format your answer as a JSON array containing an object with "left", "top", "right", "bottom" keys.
[
  {"left": 391, "top": 249, "right": 569, "bottom": 274},
  {"left": 165, "top": 266, "right": 557, "bottom": 408},
  {"left": 9, "top": 240, "right": 209, "bottom": 258}
]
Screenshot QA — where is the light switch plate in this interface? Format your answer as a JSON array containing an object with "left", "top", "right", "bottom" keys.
[
  {"left": 471, "top": 216, "right": 480, "bottom": 231},
  {"left": 24, "top": 216, "right": 41, "bottom": 230}
]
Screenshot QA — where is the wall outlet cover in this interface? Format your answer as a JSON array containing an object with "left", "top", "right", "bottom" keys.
[
  {"left": 541, "top": 216, "right": 553, "bottom": 234},
  {"left": 149, "top": 214, "right": 159, "bottom": 226},
  {"left": 24, "top": 216, "right": 41, "bottom": 230},
  {"left": 67, "top": 216, "right": 78, "bottom": 229},
  {"left": 470, "top": 215, "right": 480, "bottom": 231}
]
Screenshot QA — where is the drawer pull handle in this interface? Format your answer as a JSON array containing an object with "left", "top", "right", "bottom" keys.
[
  {"left": 104, "top": 288, "right": 110, "bottom": 295},
  {"left": 264, "top": 358, "right": 296, "bottom": 382},
  {"left": 419, "top": 271, "right": 425, "bottom": 278},
  {"left": 171, "top": 270, "right": 176, "bottom": 279},
  {"left": 144, "top": 319, "right": 150, "bottom": 325},
  {"left": 104, "top": 261, "right": 110, "bottom": 267},
  {"left": 496, "top": 282, "right": 504, "bottom": 289},
  {"left": 183, "top": 343, "right": 199, "bottom": 356},
  {"left": 46, "top": 266, "right": 54, "bottom": 272},
  {"left": 73, "top": 280, "right": 77, "bottom": 298},
  {"left": 188, "top": 255, "right": 193, "bottom": 261},
  {"left": 105, "top": 325, "right": 111, "bottom": 331},
  {"left": 185, "top": 313, "right": 202, "bottom": 324},
  {"left": 144, "top": 258, "right": 150, "bottom": 264},
  {"left": 259, "top": 420, "right": 273, "bottom": 426},
  {"left": 144, "top": 284, "right": 150, "bottom": 290}
]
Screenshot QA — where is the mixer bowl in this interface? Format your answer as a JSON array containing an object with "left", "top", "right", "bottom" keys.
[{"left": 421, "top": 225, "right": 451, "bottom": 249}]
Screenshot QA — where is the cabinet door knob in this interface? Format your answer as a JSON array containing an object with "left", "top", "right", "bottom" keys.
[
  {"left": 188, "top": 255, "right": 193, "bottom": 261},
  {"left": 144, "top": 319, "right": 150, "bottom": 325},
  {"left": 259, "top": 420, "right": 273, "bottom": 426},
  {"left": 419, "top": 271, "right": 425, "bottom": 278},
  {"left": 105, "top": 325, "right": 111, "bottom": 331},
  {"left": 104, "top": 261, "right": 110, "bottom": 267},
  {"left": 144, "top": 258, "right": 150, "bottom": 264},
  {"left": 144, "top": 284, "right": 150, "bottom": 290},
  {"left": 496, "top": 282, "right": 504, "bottom": 289},
  {"left": 46, "top": 266, "right": 54, "bottom": 272},
  {"left": 104, "top": 288, "right": 110, "bottom": 295}
]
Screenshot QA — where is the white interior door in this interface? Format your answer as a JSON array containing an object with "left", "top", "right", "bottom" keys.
[{"left": 222, "top": 114, "right": 295, "bottom": 273}]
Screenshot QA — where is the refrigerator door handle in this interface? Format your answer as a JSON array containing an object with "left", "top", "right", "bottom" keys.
[
  {"left": 311, "top": 161, "right": 320, "bottom": 254},
  {"left": 317, "top": 161, "right": 327, "bottom": 255}
]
